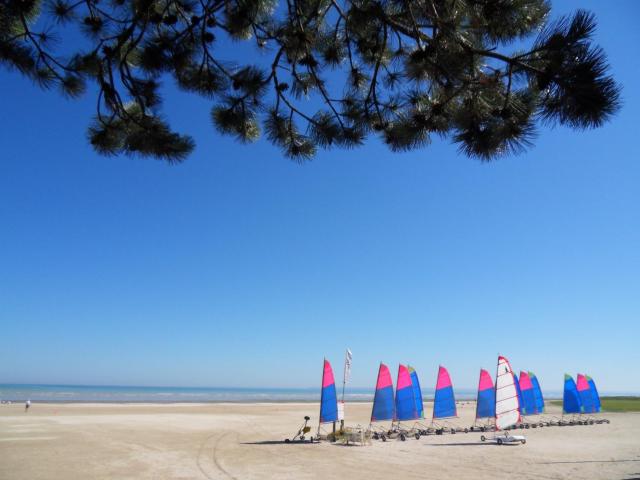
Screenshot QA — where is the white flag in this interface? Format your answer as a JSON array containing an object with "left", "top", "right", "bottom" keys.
[{"left": 343, "top": 349, "right": 353, "bottom": 384}]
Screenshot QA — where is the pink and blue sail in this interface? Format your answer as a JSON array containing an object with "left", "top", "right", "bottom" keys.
[
  {"left": 408, "top": 366, "right": 424, "bottom": 419},
  {"left": 371, "top": 363, "right": 395, "bottom": 422},
  {"left": 433, "top": 366, "right": 457, "bottom": 419},
  {"left": 586, "top": 375, "right": 601, "bottom": 412},
  {"left": 519, "top": 371, "right": 538, "bottom": 415},
  {"left": 529, "top": 371, "right": 545, "bottom": 413},
  {"left": 320, "top": 359, "right": 338, "bottom": 423},
  {"left": 395, "top": 364, "right": 418, "bottom": 421},
  {"left": 577, "top": 374, "right": 596, "bottom": 413},
  {"left": 563, "top": 374, "right": 582, "bottom": 414},
  {"left": 475, "top": 369, "right": 495, "bottom": 419}
]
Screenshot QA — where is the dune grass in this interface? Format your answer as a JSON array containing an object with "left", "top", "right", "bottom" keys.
[{"left": 550, "top": 396, "right": 640, "bottom": 412}]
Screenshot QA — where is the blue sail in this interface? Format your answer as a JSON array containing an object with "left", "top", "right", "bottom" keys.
[
  {"left": 587, "top": 375, "right": 601, "bottom": 413},
  {"left": 475, "top": 369, "right": 495, "bottom": 419},
  {"left": 433, "top": 366, "right": 457, "bottom": 419},
  {"left": 518, "top": 372, "right": 538, "bottom": 415},
  {"left": 577, "top": 374, "right": 596, "bottom": 413},
  {"left": 563, "top": 374, "right": 582, "bottom": 414},
  {"left": 395, "top": 365, "right": 418, "bottom": 421},
  {"left": 320, "top": 359, "right": 338, "bottom": 423},
  {"left": 371, "top": 363, "right": 395, "bottom": 422},
  {"left": 529, "top": 372, "right": 545, "bottom": 414},
  {"left": 408, "top": 366, "right": 424, "bottom": 419}
]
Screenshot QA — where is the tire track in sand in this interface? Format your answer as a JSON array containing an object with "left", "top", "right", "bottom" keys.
[{"left": 196, "top": 432, "right": 238, "bottom": 480}]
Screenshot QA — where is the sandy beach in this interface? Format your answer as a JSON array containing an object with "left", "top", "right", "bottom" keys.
[{"left": 0, "top": 401, "right": 638, "bottom": 480}]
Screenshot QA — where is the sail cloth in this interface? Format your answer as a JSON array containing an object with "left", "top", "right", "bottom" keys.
[
  {"left": 408, "top": 366, "right": 424, "bottom": 419},
  {"left": 514, "top": 373, "right": 523, "bottom": 414},
  {"left": 433, "top": 366, "right": 457, "bottom": 419},
  {"left": 371, "top": 363, "right": 395, "bottom": 422},
  {"left": 563, "top": 374, "right": 582, "bottom": 414},
  {"left": 495, "top": 355, "right": 521, "bottom": 431},
  {"left": 577, "top": 374, "right": 596, "bottom": 413},
  {"left": 395, "top": 364, "right": 419, "bottom": 421},
  {"left": 320, "top": 359, "right": 338, "bottom": 423},
  {"left": 519, "top": 371, "right": 538, "bottom": 415},
  {"left": 529, "top": 371, "right": 545, "bottom": 414},
  {"left": 475, "top": 369, "right": 496, "bottom": 419},
  {"left": 587, "top": 375, "right": 601, "bottom": 413}
]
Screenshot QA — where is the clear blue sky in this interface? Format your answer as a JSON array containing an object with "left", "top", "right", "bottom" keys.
[{"left": 1, "top": 1, "right": 638, "bottom": 393}]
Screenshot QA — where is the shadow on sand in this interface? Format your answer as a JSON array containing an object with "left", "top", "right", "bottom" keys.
[
  {"left": 427, "top": 442, "right": 492, "bottom": 447},
  {"left": 241, "top": 440, "right": 363, "bottom": 447},
  {"left": 241, "top": 440, "right": 314, "bottom": 445}
]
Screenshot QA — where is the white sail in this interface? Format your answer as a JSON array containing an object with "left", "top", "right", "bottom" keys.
[{"left": 495, "top": 355, "right": 520, "bottom": 431}]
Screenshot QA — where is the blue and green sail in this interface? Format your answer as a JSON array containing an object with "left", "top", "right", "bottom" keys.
[
  {"left": 528, "top": 371, "right": 545, "bottom": 414},
  {"left": 586, "top": 375, "right": 601, "bottom": 413},
  {"left": 563, "top": 374, "right": 582, "bottom": 414}
]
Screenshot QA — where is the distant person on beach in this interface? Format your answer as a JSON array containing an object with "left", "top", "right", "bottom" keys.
[{"left": 25, "top": 399, "right": 31, "bottom": 412}]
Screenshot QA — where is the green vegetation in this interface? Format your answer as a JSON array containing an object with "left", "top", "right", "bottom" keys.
[
  {"left": 600, "top": 397, "right": 640, "bottom": 412},
  {"left": 550, "top": 397, "right": 640, "bottom": 412}
]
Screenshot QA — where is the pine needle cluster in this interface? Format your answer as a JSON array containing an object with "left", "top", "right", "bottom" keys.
[{"left": 0, "top": 0, "right": 621, "bottom": 162}]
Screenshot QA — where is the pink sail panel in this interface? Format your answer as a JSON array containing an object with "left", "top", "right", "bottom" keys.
[
  {"left": 433, "top": 365, "right": 456, "bottom": 418},
  {"left": 576, "top": 373, "right": 596, "bottom": 413},
  {"left": 478, "top": 369, "right": 493, "bottom": 391},
  {"left": 371, "top": 363, "right": 395, "bottom": 422},
  {"left": 476, "top": 369, "right": 495, "bottom": 418},
  {"left": 519, "top": 371, "right": 534, "bottom": 390},
  {"left": 376, "top": 364, "right": 393, "bottom": 389},
  {"left": 576, "top": 374, "right": 590, "bottom": 391},
  {"left": 435, "top": 366, "right": 453, "bottom": 389},
  {"left": 322, "top": 359, "right": 336, "bottom": 388},
  {"left": 397, "top": 365, "right": 413, "bottom": 389},
  {"left": 395, "top": 364, "right": 418, "bottom": 421}
]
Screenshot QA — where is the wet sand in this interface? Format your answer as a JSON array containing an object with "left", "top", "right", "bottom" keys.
[{"left": 1, "top": 401, "right": 638, "bottom": 479}]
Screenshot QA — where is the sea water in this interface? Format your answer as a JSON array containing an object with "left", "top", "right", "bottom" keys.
[{"left": 0, "top": 384, "right": 485, "bottom": 403}]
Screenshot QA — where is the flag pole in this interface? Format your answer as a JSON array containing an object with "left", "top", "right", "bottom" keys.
[
  {"left": 340, "top": 377, "right": 346, "bottom": 431},
  {"left": 341, "top": 349, "right": 352, "bottom": 430}
]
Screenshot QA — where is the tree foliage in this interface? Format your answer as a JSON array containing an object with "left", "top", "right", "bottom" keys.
[{"left": 0, "top": 0, "right": 621, "bottom": 163}]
